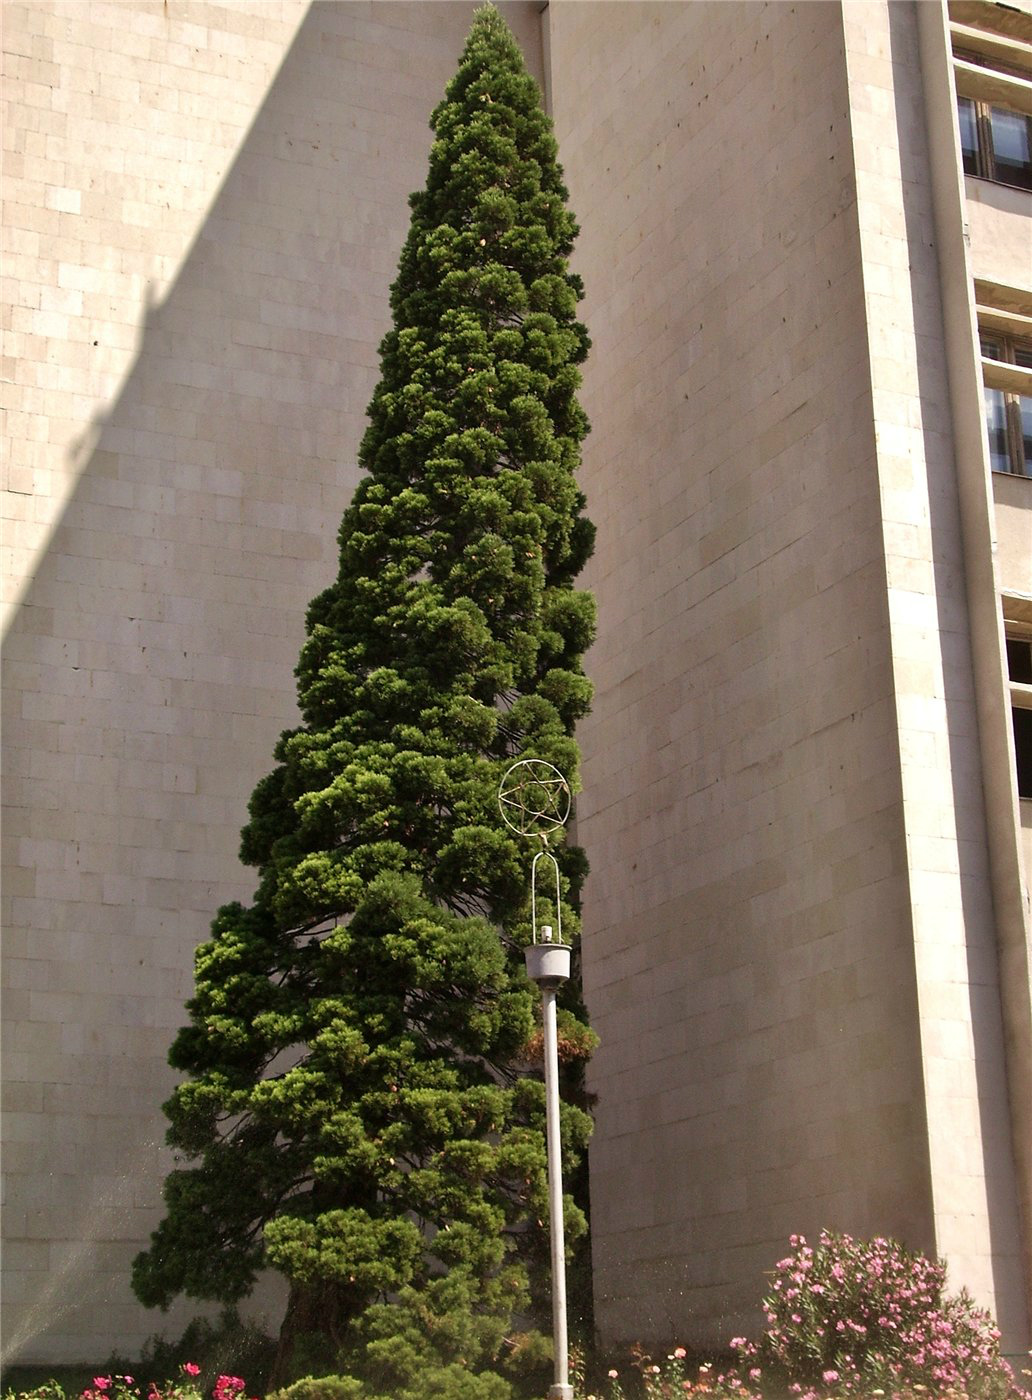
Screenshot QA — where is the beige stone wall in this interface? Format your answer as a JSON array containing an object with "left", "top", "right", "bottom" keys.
[
  {"left": 4, "top": 0, "right": 1030, "bottom": 1367},
  {"left": 842, "top": 0, "right": 1028, "bottom": 1347},
  {"left": 965, "top": 179, "right": 1032, "bottom": 289},
  {"left": 912, "top": 0, "right": 1032, "bottom": 1333},
  {"left": 551, "top": 0, "right": 1029, "bottom": 1352},
  {"left": 1, "top": 0, "right": 542, "bottom": 1364},
  {"left": 994, "top": 464, "right": 1032, "bottom": 599}
]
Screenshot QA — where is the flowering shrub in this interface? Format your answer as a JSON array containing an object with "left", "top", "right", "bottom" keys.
[
  {"left": 2, "top": 1367, "right": 254, "bottom": 1400},
  {"left": 212, "top": 1381, "right": 246, "bottom": 1400},
  {"left": 84, "top": 1367, "right": 260, "bottom": 1400},
  {"left": 576, "top": 1346, "right": 762, "bottom": 1400},
  {"left": 83, "top": 1379, "right": 131, "bottom": 1400},
  {"left": 578, "top": 1232, "right": 1030, "bottom": 1400},
  {"left": 736, "top": 1230, "right": 1026, "bottom": 1399}
]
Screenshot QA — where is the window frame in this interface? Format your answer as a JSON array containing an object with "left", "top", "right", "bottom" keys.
[
  {"left": 1005, "top": 626, "right": 1032, "bottom": 801},
  {"left": 953, "top": 36, "right": 1032, "bottom": 191},
  {"left": 957, "top": 90, "right": 1032, "bottom": 188},
  {"left": 979, "top": 329, "right": 1032, "bottom": 477}
]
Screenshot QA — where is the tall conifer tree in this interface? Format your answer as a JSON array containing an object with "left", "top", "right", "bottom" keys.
[{"left": 133, "top": 9, "right": 595, "bottom": 1392}]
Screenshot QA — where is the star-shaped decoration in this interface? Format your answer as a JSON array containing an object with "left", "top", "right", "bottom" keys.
[{"left": 498, "top": 759, "right": 571, "bottom": 838}]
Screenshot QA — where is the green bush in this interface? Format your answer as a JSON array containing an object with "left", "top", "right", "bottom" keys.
[
  {"left": 391, "top": 1365, "right": 512, "bottom": 1400},
  {"left": 265, "top": 1378, "right": 365, "bottom": 1400},
  {"left": 267, "top": 1364, "right": 512, "bottom": 1400},
  {"left": 141, "top": 1310, "right": 275, "bottom": 1395},
  {"left": 3, "top": 1385, "right": 72, "bottom": 1400}
]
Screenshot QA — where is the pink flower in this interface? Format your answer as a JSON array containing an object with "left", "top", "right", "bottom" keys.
[
  {"left": 607, "top": 1369, "right": 619, "bottom": 1379},
  {"left": 730, "top": 1337, "right": 746, "bottom": 1349},
  {"left": 182, "top": 1366, "right": 201, "bottom": 1378},
  {"left": 673, "top": 1346, "right": 687, "bottom": 1358},
  {"left": 94, "top": 1381, "right": 111, "bottom": 1391},
  {"left": 822, "top": 1370, "right": 839, "bottom": 1384}
]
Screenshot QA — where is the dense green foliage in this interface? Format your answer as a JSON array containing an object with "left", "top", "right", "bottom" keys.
[{"left": 133, "top": 8, "right": 595, "bottom": 1392}]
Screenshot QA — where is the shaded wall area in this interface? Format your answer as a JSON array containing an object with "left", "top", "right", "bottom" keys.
[
  {"left": 555, "top": 0, "right": 1028, "bottom": 1354},
  {"left": 2, "top": 0, "right": 542, "bottom": 1364},
  {"left": 552, "top": 0, "right": 935, "bottom": 1348}
]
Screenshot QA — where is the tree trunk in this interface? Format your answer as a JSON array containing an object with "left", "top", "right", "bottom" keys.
[{"left": 268, "top": 1281, "right": 353, "bottom": 1392}]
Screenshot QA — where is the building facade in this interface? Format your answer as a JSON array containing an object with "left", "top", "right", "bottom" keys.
[{"left": 3, "top": 0, "right": 1031, "bottom": 1368}]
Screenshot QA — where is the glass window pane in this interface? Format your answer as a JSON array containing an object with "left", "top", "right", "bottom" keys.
[
  {"left": 1020, "top": 394, "right": 1032, "bottom": 477},
  {"left": 990, "top": 107, "right": 1032, "bottom": 190},
  {"left": 980, "top": 333, "right": 1003, "bottom": 360},
  {"left": 1007, "top": 638, "right": 1032, "bottom": 684},
  {"left": 984, "top": 386, "right": 1011, "bottom": 472},
  {"left": 1014, "top": 344, "right": 1032, "bottom": 370},
  {"left": 1012, "top": 706, "right": 1032, "bottom": 799},
  {"left": 957, "top": 96, "right": 980, "bottom": 175}
]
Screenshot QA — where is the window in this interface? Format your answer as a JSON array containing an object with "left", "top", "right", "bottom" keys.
[
  {"left": 958, "top": 94, "right": 1032, "bottom": 189},
  {"left": 1014, "top": 708, "right": 1032, "bottom": 798},
  {"left": 1006, "top": 632, "right": 1032, "bottom": 799},
  {"left": 990, "top": 104, "right": 1032, "bottom": 187},
  {"left": 1006, "top": 635, "right": 1032, "bottom": 684},
  {"left": 951, "top": 10, "right": 1032, "bottom": 192},
  {"left": 980, "top": 332, "right": 1032, "bottom": 476}
]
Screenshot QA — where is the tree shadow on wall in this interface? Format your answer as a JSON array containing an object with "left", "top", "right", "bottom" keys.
[{"left": 1, "top": 0, "right": 543, "bottom": 1363}]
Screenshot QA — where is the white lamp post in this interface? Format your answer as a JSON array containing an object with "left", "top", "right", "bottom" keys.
[{"left": 498, "top": 760, "right": 575, "bottom": 1400}]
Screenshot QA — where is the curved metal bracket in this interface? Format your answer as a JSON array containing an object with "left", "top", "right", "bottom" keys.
[{"left": 531, "top": 848, "right": 562, "bottom": 945}]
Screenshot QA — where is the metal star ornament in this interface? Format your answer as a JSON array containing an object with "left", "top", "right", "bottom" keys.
[{"left": 497, "top": 759, "right": 571, "bottom": 840}]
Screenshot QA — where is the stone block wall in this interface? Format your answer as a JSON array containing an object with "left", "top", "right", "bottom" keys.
[
  {"left": 1, "top": 0, "right": 542, "bottom": 1363},
  {"left": 549, "top": 0, "right": 1028, "bottom": 1352},
  {"left": 4, "top": 0, "right": 1029, "bottom": 1366},
  {"left": 841, "top": 0, "right": 1027, "bottom": 1347}
]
